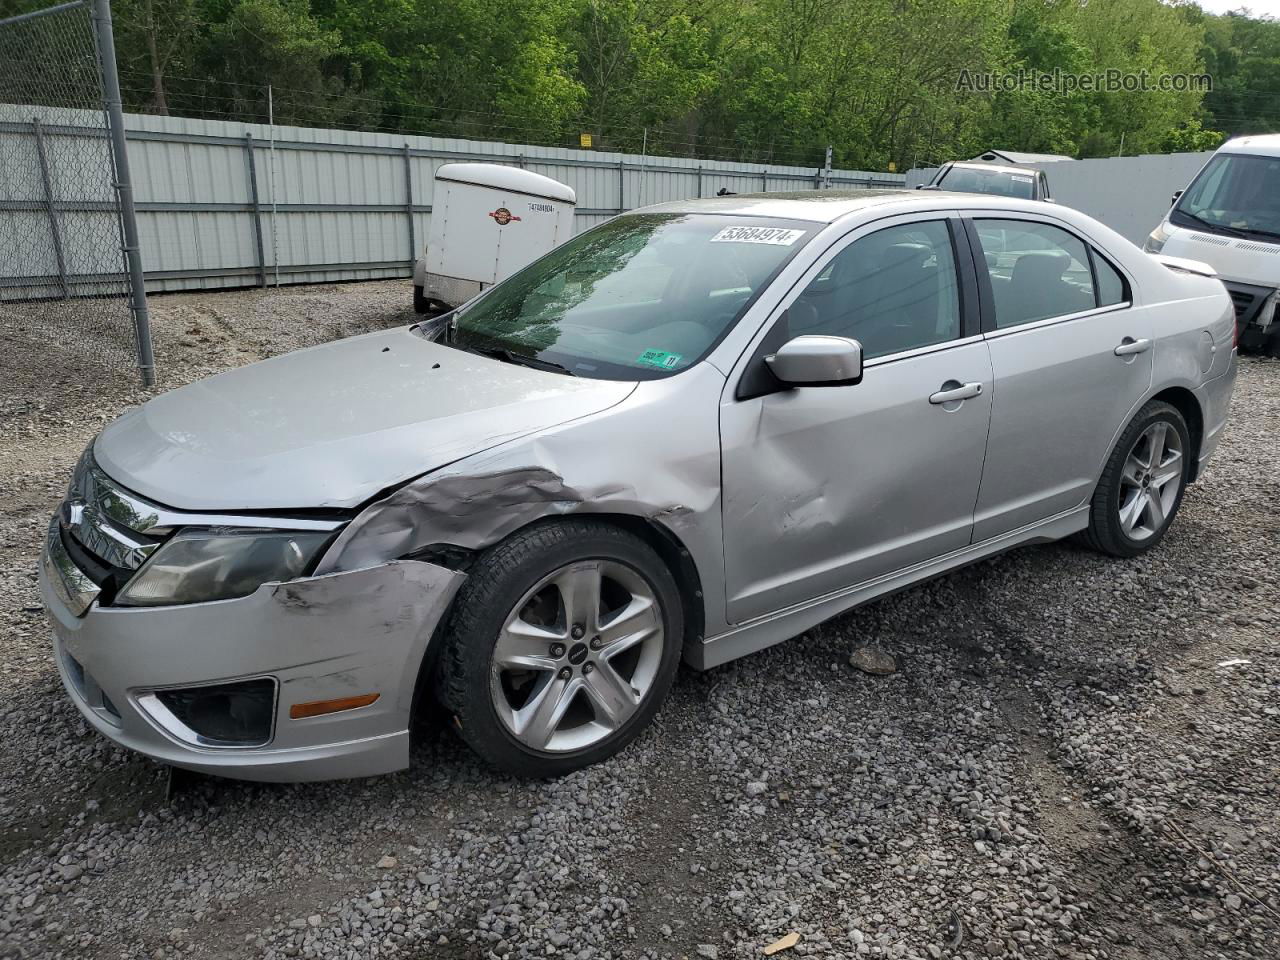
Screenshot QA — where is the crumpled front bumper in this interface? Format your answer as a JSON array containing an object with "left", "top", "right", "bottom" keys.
[{"left": 41, "top": 526, "right": 464, "bottom": 782}]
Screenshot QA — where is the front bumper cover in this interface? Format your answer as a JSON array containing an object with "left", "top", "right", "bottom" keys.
[{"left": 41, "top": 538, "right": 464, "bottom": 782}]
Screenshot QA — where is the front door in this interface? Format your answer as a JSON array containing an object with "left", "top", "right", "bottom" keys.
[{"left": 720, "top": 216, "right": 994, "bottom": 624}]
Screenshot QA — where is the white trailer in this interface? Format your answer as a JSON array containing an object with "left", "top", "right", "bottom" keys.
[{"left": 412, "top": 163, "right": 577, "bottom": 312}]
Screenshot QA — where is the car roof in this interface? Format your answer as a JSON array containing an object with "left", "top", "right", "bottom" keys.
[
  {"left": 636, "top": 188, "right": 1054, "bottom": 225},
  {"left": 1220, "top": 134, "right": 1280, "bottom": 157}
]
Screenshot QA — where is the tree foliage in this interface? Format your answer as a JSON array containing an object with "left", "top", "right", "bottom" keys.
[{"left": 9, "top": 0, "right": 1279, "bottom": 167}]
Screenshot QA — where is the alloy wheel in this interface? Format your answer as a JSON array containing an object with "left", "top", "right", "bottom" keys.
[
  {"left": 1118, "top": 420, "right": 1184, "bottom": 542},
  {"left": 489, "top": 559, "right": 665, "bottom": 753}
]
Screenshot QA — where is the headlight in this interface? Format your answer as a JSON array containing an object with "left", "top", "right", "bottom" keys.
[
  {"left": 116, "top": 529, "right": 331, "bottom": 607},
  {"left": 1144, "top": 221, "right": 1171, "bottom": 254}
]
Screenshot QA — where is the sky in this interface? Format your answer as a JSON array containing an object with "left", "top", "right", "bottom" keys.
[{"left": 1190, "top": 0, "right": 1280, "bottom": 16}]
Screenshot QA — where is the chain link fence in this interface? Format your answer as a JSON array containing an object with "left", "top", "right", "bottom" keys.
[{"left": 0, "top": 0, "right": 154, "bottom": 388}]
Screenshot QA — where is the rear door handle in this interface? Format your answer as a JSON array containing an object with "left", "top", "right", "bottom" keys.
[
  {"left": 929, "top": 381, "right": 983, "bottom": 404},
  {"left": 1114, "top": 337, "right": 1152, "bottom": 356}
]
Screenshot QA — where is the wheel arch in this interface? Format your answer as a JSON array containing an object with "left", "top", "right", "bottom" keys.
[
  {"left": 410, "top": 511, "right": 707, "bottom": 661},
  {"left": 482, "top": 513, "right": 706, "bottom": 652},
  {"left": 1149, "top": 385, "right": 1204, "bottom": 482}
]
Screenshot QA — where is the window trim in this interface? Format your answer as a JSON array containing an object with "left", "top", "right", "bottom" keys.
[
  {"left": 963, "top": 214, "right": 1132, "bottom": 334},
  {"left": 1087, "top": 244, "right": 1131, "bottom": 307},
  {"left": 983, "top": 302, "right": 1133, "bottom": 341}
]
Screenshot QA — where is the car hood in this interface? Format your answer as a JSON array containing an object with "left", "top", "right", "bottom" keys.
[
  {"left": 1162, "top": 225, "right": 1280, "bottom": 286},
  {"left": 94, "top": 327, "right": 636, "bottom": 512}
]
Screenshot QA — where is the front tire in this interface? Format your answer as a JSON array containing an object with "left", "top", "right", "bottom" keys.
[
  {"left": 436, "top": 521, "right": 684, "bottom": 777},
  {"left": 1081, "top": 400, "right": 1191, "bottom": 558}
]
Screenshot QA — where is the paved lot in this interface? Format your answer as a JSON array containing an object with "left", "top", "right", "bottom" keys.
[{"left": 1, "top": 282, "right": 1277, "bottom": 959}]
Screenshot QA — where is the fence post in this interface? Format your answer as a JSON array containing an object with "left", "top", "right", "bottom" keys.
[
  {"left": 761, "top": 168, "right": 768, "bottom": 191},
  {"left": 403, "top": 144, "right": 415, "bottom": 267},
  {"left": 617, "top": 159, "right": 625, "bottom": 213},
  {"left": 31, "top": 117, "right": 70, "bottom": 299},
  {"left": 243, "top": 133, "right": 267, "bottom": 288},
  {"left": 696, "top": 165, "right": 702, "bottom": 199},
  {"left": 91, "top": 0, "right": 154, "bottom": 387}
]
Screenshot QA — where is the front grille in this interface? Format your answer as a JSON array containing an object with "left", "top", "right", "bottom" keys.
[
  {"left": 58, "top": 648, "right": 122, "bottom": 728},
  {"left": 56, "top": 448, "right": 167, "bottom": 602},
  {"left": 64, "top": 650, "right": 87, "bottom": 697},
  {"left": 1229, "top": 289, "right": 1259, "bottom": 322}
]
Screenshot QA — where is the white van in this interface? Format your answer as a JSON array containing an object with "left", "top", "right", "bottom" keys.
[
  {"left": 1144, "top": 134, "right": 1280, "bottom": 354},
  {"left": 413, "top": 164, "right": 576, "bottom": 313}
]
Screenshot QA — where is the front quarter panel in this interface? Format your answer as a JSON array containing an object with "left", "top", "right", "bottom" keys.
[{"left": 316, "top": 362, "right": 729, "bottom": 638}]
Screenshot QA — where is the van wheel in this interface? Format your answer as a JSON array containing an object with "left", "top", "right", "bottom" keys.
[
  {"left": 436, "top": 521, "right": 683, "bottom": 777},
  {"left": 1081, "top": 401, "right": 1191, "bottom": 558}
]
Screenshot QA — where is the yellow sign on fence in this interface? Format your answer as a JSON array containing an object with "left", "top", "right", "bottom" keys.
[{"left": 579, "top": 133, "right": 593, "bottom": 148}]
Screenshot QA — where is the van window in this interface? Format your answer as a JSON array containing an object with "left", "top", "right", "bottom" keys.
[{"left": 1173, "top": 153, "right": 1280, "bottom": 241}]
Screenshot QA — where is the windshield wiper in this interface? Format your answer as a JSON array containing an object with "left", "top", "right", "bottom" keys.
[
  {"left": 468, "top": 345, "right": 576, "bottom": 376},
  {"left": 1174, "top": 209, "right": 1249, "bottom": 239}
]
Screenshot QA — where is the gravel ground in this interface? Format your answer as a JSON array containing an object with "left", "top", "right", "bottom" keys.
[{"left": 1, "top": 281, "right": 1277, "bottom": 960}]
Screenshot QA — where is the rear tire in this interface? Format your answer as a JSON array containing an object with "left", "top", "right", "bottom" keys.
[
  {"left": 1081, "top": 401, "right": 1191, "bottom": 558},
  {"left": 435, "top": 521, "right": 683, "bottom": 777}
]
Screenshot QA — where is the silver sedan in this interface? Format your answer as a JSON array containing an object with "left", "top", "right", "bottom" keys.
[{"left": 41, "top": 190, "right": 1238, "bottom": 780}]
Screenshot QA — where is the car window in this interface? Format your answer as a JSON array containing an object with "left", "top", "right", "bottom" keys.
[
  {"left": 973, "top": 220, "right": 1097, "bottom": 328},
  {"left": 1093, "top": 251, "right": 1128, "bottom": 306},
  {"left": 938, "top": 166, "right": 1036, "bottom": 200},
  {"left": 787, "top": 220, "right": 961, "bottom": 360}
]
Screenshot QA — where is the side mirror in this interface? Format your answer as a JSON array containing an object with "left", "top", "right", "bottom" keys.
[
  {"left": 1171, "top": 189, "right": 1183, "bottom": 207},
  {"left": 765, "top": 335, "right": 863, "bottom": 387}
]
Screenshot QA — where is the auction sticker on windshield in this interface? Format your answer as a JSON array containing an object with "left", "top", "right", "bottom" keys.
[
  {"left": 710, "top": 226, "right": 806, "bottom": 245},
  {"left": 637, "top": 349, "right": 683, "bottom": 369}
]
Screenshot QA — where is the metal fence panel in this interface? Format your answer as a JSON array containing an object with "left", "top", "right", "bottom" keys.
[
  {"left": 0, "top": 1, "right": 152, "bottom": 382},
  {"left": 2, "top": 105, "right": 906, "bottom": 296},
  {"left": 905, "top": 153, "right": 1216, "bottom": 246}
]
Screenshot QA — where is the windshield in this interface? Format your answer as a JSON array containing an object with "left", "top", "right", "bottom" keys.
[
  {"left": 937, "top": 166, "right": 1036, "bottom": 199},
  {"left": 1172, "top": 152, "right": 1280, "bottom": 240},
  {"left": 448, "top": 213, "right": 814, "bottom": 380}
]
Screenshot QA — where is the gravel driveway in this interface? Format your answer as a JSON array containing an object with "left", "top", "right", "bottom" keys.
[{"left": 1, "top": 281, "right": 1277, "bottom": 960}]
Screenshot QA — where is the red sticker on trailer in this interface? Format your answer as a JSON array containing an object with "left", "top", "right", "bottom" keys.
[{"left": 489, "top": 207, "right": 521, "bottom": 225}]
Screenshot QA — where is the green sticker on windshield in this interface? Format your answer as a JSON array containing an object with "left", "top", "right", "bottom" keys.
[{"left": 637, "top": 348, "right": 683, "bottom": 370}]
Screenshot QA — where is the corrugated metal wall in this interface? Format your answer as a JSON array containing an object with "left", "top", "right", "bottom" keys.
[
  {"left": 1, "top": 106, "right": 906, "bottom": 294},
  {"left": 904, "top": 152, "right": 1215, "bottom": 246}
]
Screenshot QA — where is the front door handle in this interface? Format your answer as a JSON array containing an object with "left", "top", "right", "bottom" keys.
[
  {"left": 1114, "top": 337, "right": 1152, "bottom": 357},
  {"left": 929, "top": 381, "right": 983, "bottom": 404}
]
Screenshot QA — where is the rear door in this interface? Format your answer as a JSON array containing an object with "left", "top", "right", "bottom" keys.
[{"left": 966, "top": 215, "right": 1152, "bottom": 541}]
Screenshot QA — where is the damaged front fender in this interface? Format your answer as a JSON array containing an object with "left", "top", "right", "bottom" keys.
[{"left": 314, "top": 364, "right": 730, "bottom": 641}]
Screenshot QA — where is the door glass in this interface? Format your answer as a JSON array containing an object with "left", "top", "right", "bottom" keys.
[
  {"left": 788, "top": 220, "right": 961, "bottom": 359},
  {"left": 1094, "top": 252, "right": 1128, "bottom": 306},
  {"left": 975, "top": 220, "right": 1096, "bottom": 327}
]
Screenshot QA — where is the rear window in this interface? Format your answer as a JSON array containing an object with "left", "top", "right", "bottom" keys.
[{"left": 939, "top": 166, "right": 1036, "bottom": 200}]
